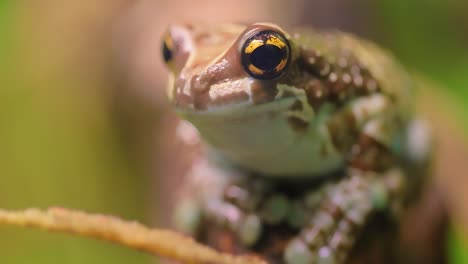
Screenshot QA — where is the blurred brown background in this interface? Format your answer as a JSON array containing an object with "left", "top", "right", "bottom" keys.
[{"left": 0, "top": 0, "right": 467, "bottom": 263}]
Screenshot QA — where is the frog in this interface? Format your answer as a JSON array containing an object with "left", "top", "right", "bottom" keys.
[{"left": 161, "top": 22, "right": 432, "bottom": 264}]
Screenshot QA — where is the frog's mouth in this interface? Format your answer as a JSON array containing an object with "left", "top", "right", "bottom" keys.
[
  {"left": 175, "top": 95, "right": 297, "bottom": 119},
  {"left": 176, "top": 94, "right": 301, "bottom": 157}
]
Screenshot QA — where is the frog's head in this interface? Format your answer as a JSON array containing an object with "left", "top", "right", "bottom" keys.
[
  {"left": 163, "top": 22, "right": 297, "bottom": 109},
  {"left": 162, "top": 23, "right": 349, "bottom": 176}
]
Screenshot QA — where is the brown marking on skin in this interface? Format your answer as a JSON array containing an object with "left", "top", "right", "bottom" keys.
[
  {"left": 304, "top": 78, "right": 329, "bottom": 111},
  {"left": 329, "top": 74, "right": 348, "bottom": 97},
  {"left": 354, "top": 65, "right": 380, "bottom": 95},
  {"left": 349, "top": 134, "right": 393, "bottom": 172},
  {"left": 323, "top": 200, "right": 343, "bottom": 220},
  {"left": 296, "top": 43, "right": 383, "bottom": 110},
  {"left": 300, "top": 48, "right": 329, "bottom": 77},
  {"left": 250, "top": 80, "right": 278, "bottom": 105},
  {"left": 289, "top": 100, "right": 303, "bottom": 111},
  {"left": 301, "top": 226, "right": 326, "bottom": 248},
  {"left": 342, "top": 214, "right": 360, "bottom": 233},
  {"left": 329, "top": 232, "right": 349, "bottom": 253},
  {"left": 326, "top": 109, "right": 358, "bottom": 152},
  {"left": 287, "top": 116, "right": 309, "bottom": 132}
]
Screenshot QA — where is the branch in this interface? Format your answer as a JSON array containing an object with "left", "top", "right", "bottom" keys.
[{"left": 0, "top": 207, "right": 266, "bottom": 264}]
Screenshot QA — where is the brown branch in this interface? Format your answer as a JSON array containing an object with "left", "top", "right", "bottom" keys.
[{"left": 0, "top": 207, "right": 266, "bottom": 264}]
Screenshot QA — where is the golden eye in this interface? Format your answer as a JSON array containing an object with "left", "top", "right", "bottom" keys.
[
  {"left": 162, "top": 33, "right": 174, "bottom": 64},
  {"left": 241, "top": 30, "right": 290, "bottom": 79}
]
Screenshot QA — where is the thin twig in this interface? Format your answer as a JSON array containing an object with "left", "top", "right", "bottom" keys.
[{"left": 0, "top": 207, "right": 266, "bottom": 264}]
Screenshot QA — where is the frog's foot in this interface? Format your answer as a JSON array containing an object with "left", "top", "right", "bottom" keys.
[
  {"left": 284, "top": 169, "right": 405, "bottom": 264},
  {"left": 174, "top": 180, "right": 265, "bottom": 246},
  {"left": 204, "top": 178, "right": 281, "bottom": 246}
]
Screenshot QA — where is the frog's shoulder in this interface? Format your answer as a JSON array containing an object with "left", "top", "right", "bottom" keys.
[
  {"left": 292, "top": 27, "right": 414, "bottom": 114},
  {"left": 336, "top": 31, "right": 413, "bottom": 102}
]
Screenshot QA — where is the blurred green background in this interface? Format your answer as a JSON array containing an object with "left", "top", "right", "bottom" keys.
[{"left": 0, "top": 0, "right": 467, "bottom": 263}]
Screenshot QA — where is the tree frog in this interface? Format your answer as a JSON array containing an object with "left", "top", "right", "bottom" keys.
[{"left": 162, "top": 22, "right": 431, "bottom": 264}]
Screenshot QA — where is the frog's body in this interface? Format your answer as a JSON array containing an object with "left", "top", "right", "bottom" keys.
[{"left": 163, "top": 23, "right": 430, "bottom": 264}]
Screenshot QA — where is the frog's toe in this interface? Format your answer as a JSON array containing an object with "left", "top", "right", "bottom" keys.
[
  {"left": 284, "top": 238, "right": 315, "bottom": 264},
  {"left": 205, "top": 200, "right": 264, "bottom": 246},
  {"left": 239, "top": 213, "right": 262, "bottom": 246},
  {"left": 174, "top": 199, "right": 202, "bottom": 235}
]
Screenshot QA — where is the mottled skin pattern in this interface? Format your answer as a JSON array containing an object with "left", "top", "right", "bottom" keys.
[{"left": 162, "top": 23, "right": 430, "bottom": 263}]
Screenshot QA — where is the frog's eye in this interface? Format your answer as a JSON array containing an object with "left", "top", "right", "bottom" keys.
[
  {"left": 241, "top": 30, "right": 290, "bottom": 79},
  {"left": 162, "top": 33, "right": 174, "bottom": 65}
]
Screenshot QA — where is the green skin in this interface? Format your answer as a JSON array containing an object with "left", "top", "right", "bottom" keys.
[{"left": 163, "top": 22, "right": 431, "bottom": 264}]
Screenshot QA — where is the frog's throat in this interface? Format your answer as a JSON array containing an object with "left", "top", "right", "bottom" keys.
[{"left": 175, "top": 91, "right": 344, "bottom": 177}]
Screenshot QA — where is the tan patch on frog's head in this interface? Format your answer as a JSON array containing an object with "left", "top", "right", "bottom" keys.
[{"left": 162, "top": 23, "right": 295, "bottom": 112}]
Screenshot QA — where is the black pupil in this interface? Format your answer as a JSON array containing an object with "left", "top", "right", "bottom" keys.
[
  {"left": 162, "top": 40, "right": 172, "bottom": 63},
  {"left": 250, "top": 44, "right": 283, "bottom": 72}
]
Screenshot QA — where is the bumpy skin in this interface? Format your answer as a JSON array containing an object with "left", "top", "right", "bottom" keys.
[{"left": 163, "top": 23, "right": 431, "bottom": 264}]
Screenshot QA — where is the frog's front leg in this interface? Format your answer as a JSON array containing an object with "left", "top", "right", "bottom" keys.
[
  {"left": 284, "top": 95, "right": 419, "bottom": 264},
  {"left": 174, "top": 158, "right": 271, "bottom": 246},
  {"left": 284, "top": 168, "right": 405, "bottom": 264}
]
